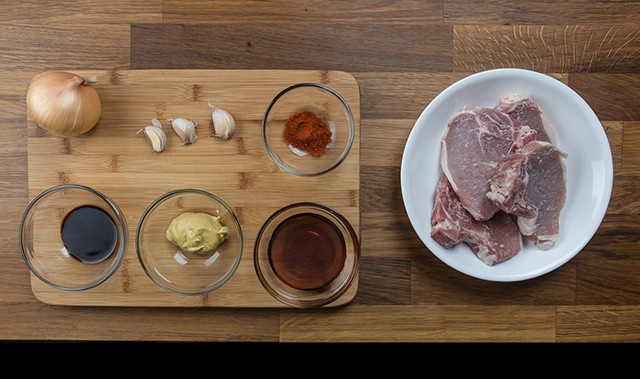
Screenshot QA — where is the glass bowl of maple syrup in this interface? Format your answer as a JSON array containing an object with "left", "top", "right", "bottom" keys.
[
  {"left": 19, "top": 184, "right": 128, "bottom": 291},
  {"left": 254, "top": 202, "right": 360, "bottom": 308},
  {"left": 262, "top": 83, "right": 356, "bottom": 177}
]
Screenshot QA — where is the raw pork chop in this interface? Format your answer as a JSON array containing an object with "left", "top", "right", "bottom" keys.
[
  {"left": 487, "top": 141, "right": 567, "bottom": 249},
  {"left": 441, "top": 107, "right": 533, "bottom": 221},
  {"left": 497, "top": 93, "right": 556, "bottom": 145},
  {"left": 431, "top": 174, "right": 523, "bottom": 265}
]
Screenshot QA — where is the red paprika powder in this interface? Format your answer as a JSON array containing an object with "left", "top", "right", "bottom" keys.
[{"left": 283, "top": 111, "right": 332, "bottom": 157}]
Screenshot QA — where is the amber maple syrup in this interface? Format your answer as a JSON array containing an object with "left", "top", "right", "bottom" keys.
[
  {"left": 60, "top": 205, "right": 118, "bottom": 264},
  {"left": 268, "top": 213, "right": 346, "bottom": 290}
]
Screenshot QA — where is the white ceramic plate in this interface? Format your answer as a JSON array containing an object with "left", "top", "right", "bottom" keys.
[{"left": 401, "top": 68, "right": 613, "bottom": 282}]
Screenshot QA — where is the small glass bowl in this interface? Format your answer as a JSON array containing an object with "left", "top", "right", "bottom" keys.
[
  {"left": 136, "top": 189, "right": 243, "bottom": 296},
  {"left": 19, "top": 184, "right": 128, "bottom": 291},
  {"left": 262, "top": 83, "right": 356, "bottom": 177},
  {"left": 254, "top": 202, "right": 360, "bottom": 308}
]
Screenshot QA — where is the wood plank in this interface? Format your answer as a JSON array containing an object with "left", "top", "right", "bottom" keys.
[
  {"left": 0, "top": 0, "right": 161, "bottom": 24},
  {"left": 355, "top": 72, "right": 567, "bottom": 120},
  {"left": 279, "top": 304, "right": 557, "bottom": 342},
  {"left": 26, "top": 69, "right": 361, "bottom": 308},
  {"left": 557, "top": 305, "right": 640, "bottom": 342},
  {"left": 579, "top": 214, "right": 640, "bottom": 259},
  {"left": 0, "top": 153, "right": 27, "bottom": 197},
  {"left": 361, "top": 165, "right": 402, "bottom": 213},
  {"left": 0, "top": 209, "right": 34, "bottom": 304},
  {"left": 353, "top": 257, "right": 411, "bottom": 305},
  {"left": 623, "top": 121, "right": 640, "bottom": 174},
  {"left": 453, "top": 25, "right": 640, "bottom": 73},
  {"left": 360, "top": 212, "right": 423, "bottom": 258},
  {"left": 0, "top": 73, "right": 30, "bottom": 306},
  {"left": 355, "top": 72, "right": 464, "bottom": 119},
  {"left": 0, "top": 302, "right": 280, "bottom": 341},
  {"left": 445, "top": 1, "right": 640, "bottom": 25},
  {"left": 602, "top": 121, "right": 623, "bottom": 174},
  {"left": 0, "top": 96, "right": 25, "bottom": 121},
  {"left": 361, "top": 119, "right": 414, "bottom": 167},
  {"left": 577, "top": 255, "right": 640, "bottom": 305},
  {"left": 577, "top": 260, "right": 640, "bottom": 305},
  {"left": 0, "top": 25, "right": 130, "bottom": 71},
  {"left": 411, "top": 251, "right": 578, "bottom": 305},
  {"left": 130, "top": 24, "right": 452, "bottom": 72},
  {"left": 569, "top": 74, "right": 640, "bottom": 121},
  {"left": 608, "top": 176, "right": 640, "bottom": 215},
  {"left": 164, "top": 0, "right": 442, "bottom": 24}
]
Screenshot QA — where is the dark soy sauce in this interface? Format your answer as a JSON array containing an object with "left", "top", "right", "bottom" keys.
[
  {"left": 268, "top": 213, "right": 346, "bottom": 290},
  {"left": 60, "top": 205, "right": 118, "bottom": 264}
]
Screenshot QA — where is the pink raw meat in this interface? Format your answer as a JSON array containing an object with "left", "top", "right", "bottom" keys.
[
  {"left": 487, "top": 141, "right": 567, "bottom": 249},
  {"left": 431, "top": 174, "right": 523, "bottom": 265},
  {"left": 441, "top": 107, "right": 534, "bottom": 221},
  {"left": 497, "top": 93, "right": 556, "bottom": 145}
]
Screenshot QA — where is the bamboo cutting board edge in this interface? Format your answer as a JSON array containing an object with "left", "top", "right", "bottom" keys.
[{"left": 26, "top": 69, "right": 361, "bottom": 308}]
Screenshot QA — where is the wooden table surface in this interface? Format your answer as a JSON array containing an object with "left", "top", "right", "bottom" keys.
[{"left": 1, "top": 0, "right": 639, "bottom": 343}]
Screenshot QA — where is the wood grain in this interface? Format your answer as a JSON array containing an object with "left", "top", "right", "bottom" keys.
[
  {"left": 580, "top": 214, "right": 640, "bottom": 259},
  {"left": 445, "top": 1, "right": 640, "bottom": 25},
  {"left": 354, "top": 257, "right": 411, "bottom": 305},
  {"left": 411, "top": 253, "right": 578, "bottom": 305},
  {"left": 609, "top": 176, "right": 640, "bottom": 215},
  {"left": 26, "top": 69, "right": 360, "bottom": 308},
  {"left": 569, "top": 74, "right": 640, "bottom": 120},
  {"left": 355, "top": 73, "right": 462, "bottom": 119},
  {"left": 164, "top": 0, "right": 443, "bottom": 24},
  {"left": 0, "top": 302, "right": 280, "bottom": 341},
  {"left": 0, "top": 0, "right": 161, "bottom": 24},
  {"left": 624, "top": 121, "right": 640, "bottom": 174},
  {"left": 0, "top": 24, "right": 130, "bottom": 71},
  {"left": 279, "top": 304, "right": 556, "bottom": 342},
  {"left": 360, "top": 119, "right": 414, "bottom": 167},
  {"left": 130, "top": 24, "right": 452, "bottom": 72},
  {"left": 360, "top": 214, "right": 423, "bottom": 261},
  {"left": 454, "top": 25, "right": 640, "bottom": 73},
  {"left": 602, "top": 121, "right": 623, "bottom": 173},
  {"left": 557, "top": 305, "right": 640, "bottom": 342}
]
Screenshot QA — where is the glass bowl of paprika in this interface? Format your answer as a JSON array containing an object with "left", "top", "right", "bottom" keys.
[{"left": 262, "top": 83, "right": 356, "bottom": 177}]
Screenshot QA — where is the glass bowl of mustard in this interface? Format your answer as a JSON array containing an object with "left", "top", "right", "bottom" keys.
[
  {"left": 19, "top": 184, "right": 128, "bottom": 291},
  {"left": 262, "top": 83, "right": 356, "bottom": 177},
  {"left": 136, "top": 189, "right": 243, "bottom": 296}
]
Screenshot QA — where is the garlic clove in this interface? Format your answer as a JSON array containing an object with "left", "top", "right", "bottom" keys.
[
  {"left": 151, "top": 117, "right": 163, "bottom": 129},
  {"left": 138, "top": 124, "right": 167, "bottom": 153},
  {"left": 208, "top": 102, "right": 235, "bottom": 140},
  {"left": 168, "top": 118, "right": 198, "bottom": 144},
  {"left": 326, "top": 121, "right": 335, "bottom": 149},
  {"left": 288, "top": 144, "right": 309, "bottom": 157}
]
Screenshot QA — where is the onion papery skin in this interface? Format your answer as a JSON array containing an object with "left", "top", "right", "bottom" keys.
[{"left": 27, "top": 71, "right": 101, "bottom": 137}]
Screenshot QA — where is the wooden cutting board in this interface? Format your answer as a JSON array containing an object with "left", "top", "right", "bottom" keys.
[{"left": 26, "top": 69, "right": 360, "bottom": 307}]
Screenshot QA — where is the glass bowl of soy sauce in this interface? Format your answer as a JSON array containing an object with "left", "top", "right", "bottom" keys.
[
  {"left": 254, "top": 202, "right": 360, "bottom": 308},
  {"left": 19, "top": 184, "right": 128, "bottom": 291}
]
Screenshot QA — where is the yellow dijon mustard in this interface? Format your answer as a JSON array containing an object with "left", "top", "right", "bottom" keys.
[{"left": 166, "top": 212, "right": 229, "bottom": 255}]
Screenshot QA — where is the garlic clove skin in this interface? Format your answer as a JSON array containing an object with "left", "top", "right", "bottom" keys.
[
  {"left": 208, "top": 103, "right": 235, "bottom": 140},
  {"left": 168, "top": 118, "right": 198, "bottom": 144},
  {"left": 138, "top": 124, "right": 167, "bottom": 152}
]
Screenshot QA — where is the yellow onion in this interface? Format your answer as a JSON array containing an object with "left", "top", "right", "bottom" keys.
[{"left": 26, "top": 71, "right": 101, "bottom": 137}]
